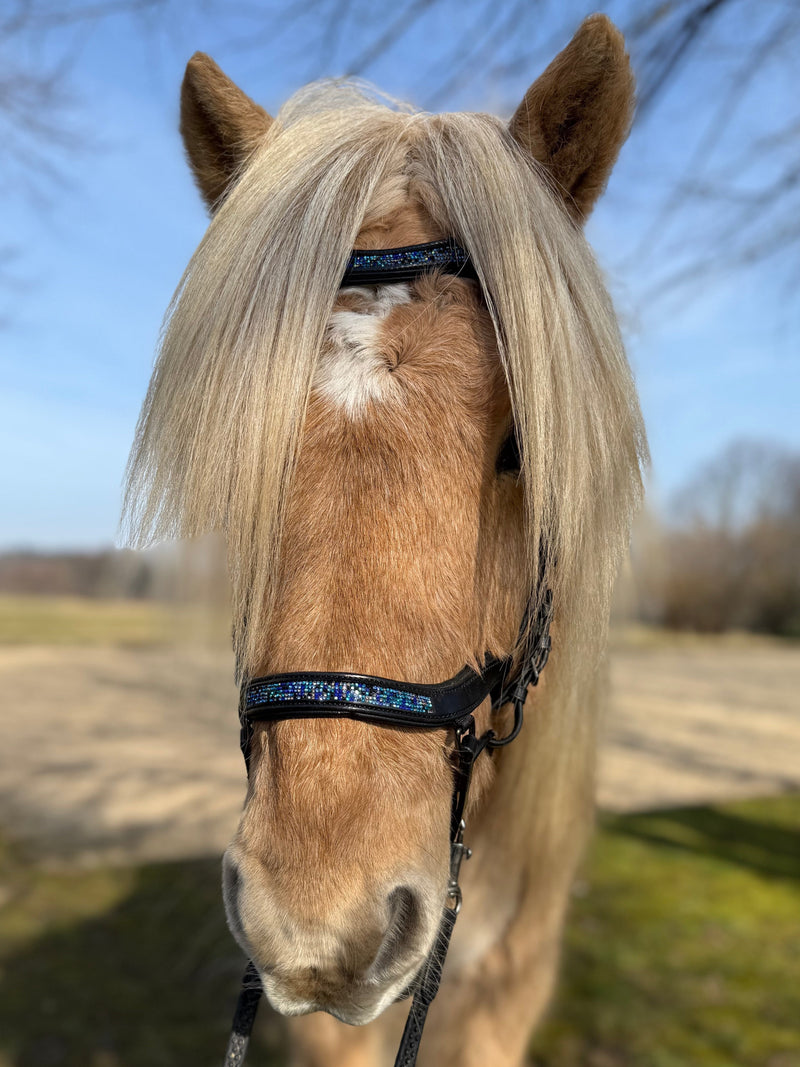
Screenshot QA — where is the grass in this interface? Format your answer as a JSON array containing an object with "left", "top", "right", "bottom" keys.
[
  {"left": 3, "top": 593, "right": 795, "bottom": 655},
  {"left": 0, "top": 595, "right": 175, "bottom": 647},
  {"left": 532, "top": 796, "right": 800, "bottom": 1067},
  {"left": 608, "top": 622, "right": 798, "bottom": 652},
  {"left": 1, "top": 797, "right": 798, "bottom": 1067},
  {"left": 0, "top": 837, "right": 285, "bottom": 1067}
]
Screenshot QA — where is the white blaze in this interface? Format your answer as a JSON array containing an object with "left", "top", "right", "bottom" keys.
[{"left": 314, "top": 284, "right": 412, "bottom": 415}]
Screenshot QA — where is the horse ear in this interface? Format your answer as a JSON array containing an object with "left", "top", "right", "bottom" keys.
[
  {"left": 180, "top": 52, "right": 273, "bottom": 211},
  {"left": 509, "top": 15, "right": 634, "bottom": 222}
]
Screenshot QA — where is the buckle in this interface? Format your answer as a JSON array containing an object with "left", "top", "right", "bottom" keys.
[{"left": 446, "top": 821, "right": 472, "bottom": 914}]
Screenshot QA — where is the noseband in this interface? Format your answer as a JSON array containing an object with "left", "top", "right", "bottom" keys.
[{"left": 223, "top": 240, "right": 554, "bottom": 1067}]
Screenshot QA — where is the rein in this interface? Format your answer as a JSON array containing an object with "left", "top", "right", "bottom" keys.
[{"left": 222, "top": 240, "right": 553, "bottom": 1067}]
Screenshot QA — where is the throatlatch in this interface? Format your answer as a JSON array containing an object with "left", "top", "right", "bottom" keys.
[{"left": 222, "top": 238, "right": 553, "bottom": 1067}]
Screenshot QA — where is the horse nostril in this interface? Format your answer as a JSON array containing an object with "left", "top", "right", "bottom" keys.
[{"left": 371, "top": 885, "right": 424, "bottom": 979}]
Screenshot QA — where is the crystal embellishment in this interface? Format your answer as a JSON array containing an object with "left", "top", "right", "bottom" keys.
[
  {"left": 245, "top": 678, "right": 434, "bottom": 715},
  {"left": 341, "top": 239, "right": 474, "bottom": 285}
]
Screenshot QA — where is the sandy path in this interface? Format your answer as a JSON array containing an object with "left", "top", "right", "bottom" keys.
[
  {"left": 0, "top": 645, "right": 244, "bottom": 865},
  {"left": 600, "top": 637, "right": 800, "bottom": 811},
  {"left": 1, "top": 637, "right": 798, "bottom": 864}
]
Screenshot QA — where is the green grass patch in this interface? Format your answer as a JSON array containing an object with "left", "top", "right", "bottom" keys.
[
  {"left": 532, "top": 795, "right": 800, "bottom": 1067},
  {"left": 0, "top": 837, "right": 285, "bottom": 1067},
  {"left": 1, "top": 795, "right": 798, "bottom": 1066},
  {"left": 0, "top": 596, "right": 176, "bottom": 647}
]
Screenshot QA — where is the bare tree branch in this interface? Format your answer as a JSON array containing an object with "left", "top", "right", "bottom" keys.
[
  {"left": 4, "top": 0, "right": 800, "bottom": 300},
  {"left": 425, "top": 0, "right": 535, "bottom": 108},
  {"left": 633, "top": 0, "right": 731, "bottom": 116},
  {"left": 345, "top": 0, "right": 439, "bottom": 76}
]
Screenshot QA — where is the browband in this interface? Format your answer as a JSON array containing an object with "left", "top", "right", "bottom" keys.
[{"left": 342, "top": 238, "right": 477, "bottom": 287}]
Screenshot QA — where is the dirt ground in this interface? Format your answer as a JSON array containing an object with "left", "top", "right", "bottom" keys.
[
  {"left": 1, "top": 634, "right": 798, "bottom": 865},
  {"left": 601, "top": 632, "right": 800, "bottom": 811}
]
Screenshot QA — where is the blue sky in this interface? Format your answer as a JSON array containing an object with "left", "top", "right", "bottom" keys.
[{"left": 1, "top": 1, "right": 797, "bottom": 549}]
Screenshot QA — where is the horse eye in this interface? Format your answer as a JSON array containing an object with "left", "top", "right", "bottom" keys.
[{"left": 496, "top": 430, "right": 521, "bottom": 475}]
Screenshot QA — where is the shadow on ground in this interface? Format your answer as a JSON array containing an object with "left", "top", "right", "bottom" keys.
[
  {"left": 2, "top": 796, "right": 799, "bottom": 1067},
  {"left": 0, "top": 848, "right": 285, "bottom": 1067},
  {"left": 531, "top": 795, "right": 800, "bottom": 1067},
  {"left": 607, "top": 801, "right": 800, "bottom": 882}
]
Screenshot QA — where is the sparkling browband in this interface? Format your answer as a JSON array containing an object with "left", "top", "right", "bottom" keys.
[
  {"left": 342, "top": 239, "right": 477, "bottom": 286},
  {"left": 244, "top": 678, "right": 433, "bottom": 715}
]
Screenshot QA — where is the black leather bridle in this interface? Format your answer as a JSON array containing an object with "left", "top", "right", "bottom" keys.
[{"left": 222, "top": 240, "right": 554, "bottom": 1067}]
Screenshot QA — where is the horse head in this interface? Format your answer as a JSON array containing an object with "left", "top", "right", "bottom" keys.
[{"left": 125, "top": 15, "right": 644, "bottom": 1031}]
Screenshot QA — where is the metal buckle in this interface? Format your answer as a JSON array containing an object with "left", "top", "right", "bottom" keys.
[{"left": 446, "top": 820, "right": 472, "bottom": 914}]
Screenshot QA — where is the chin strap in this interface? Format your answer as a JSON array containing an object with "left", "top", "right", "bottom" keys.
[{"left": 222, "top": 591, "right": 553, "bottom": 1067}]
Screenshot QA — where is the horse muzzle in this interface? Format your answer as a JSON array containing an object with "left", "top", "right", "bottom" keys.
[{"left": 223, "top": 850, "right": 440, "bottom": 1024}]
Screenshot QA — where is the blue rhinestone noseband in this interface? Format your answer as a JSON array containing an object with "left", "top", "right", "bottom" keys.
[
  {"left": 240, "top": 659, "right": 515, "bottom": 747},
  {"left": 244, "top": 678, "right": 434, "bottom": 716}
]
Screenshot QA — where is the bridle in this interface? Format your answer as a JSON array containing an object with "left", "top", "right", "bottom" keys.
[{"left": 222, "top": 240, "right": 554, "bottom": 1067}]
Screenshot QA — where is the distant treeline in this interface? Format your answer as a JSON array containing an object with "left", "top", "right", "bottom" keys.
[
  {"left": 3, "top": 442, "right": 798, "bottom": 636},
  {"left": 0, "top": 549, "right": 168, "bottom": 599},
  {"left": 632, "top": 441, "right": 800, "bottom": 637}
]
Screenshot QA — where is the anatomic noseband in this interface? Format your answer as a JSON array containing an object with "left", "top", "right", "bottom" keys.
[{"left": 224, "top": 240, "right": 554, "bottom": 1067}]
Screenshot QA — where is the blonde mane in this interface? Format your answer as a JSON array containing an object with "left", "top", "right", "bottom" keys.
[{"left": 123, "top": 83, "right": 646, "bottom": 714}]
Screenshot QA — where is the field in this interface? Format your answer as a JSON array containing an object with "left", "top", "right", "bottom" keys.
[
  {"left": 0, "top": 594, "right": 176, "bottom": 646},
  {"left": 0, "top": 595, "right": 799, "bottom": 1065}
]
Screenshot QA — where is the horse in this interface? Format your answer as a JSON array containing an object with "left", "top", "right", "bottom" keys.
[{"left": 123, "top": 13, "right": 646, "bottom": 1066}]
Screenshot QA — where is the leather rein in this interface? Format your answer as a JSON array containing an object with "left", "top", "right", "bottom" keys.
[{"left": 222, "top": 240, "right": 554, "bottom": 1067}]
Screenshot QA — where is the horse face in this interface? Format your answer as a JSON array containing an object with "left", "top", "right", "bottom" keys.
[{"left": 221, "top": 202, "right": 520, "bottom": 1022}]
